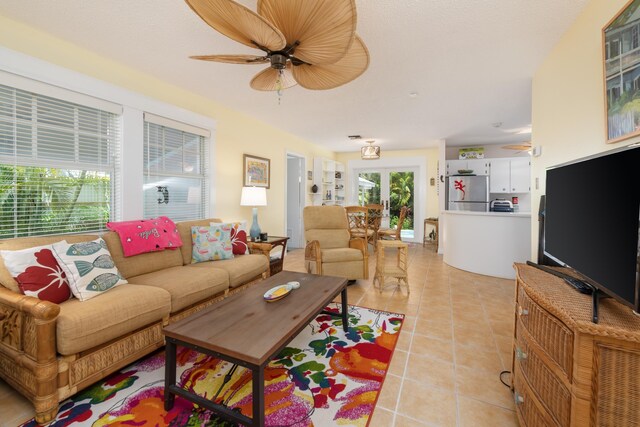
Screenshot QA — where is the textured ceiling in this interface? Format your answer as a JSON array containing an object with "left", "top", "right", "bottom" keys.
[{"left": 0, "top": 0, "right": 589, "bottom": 151}]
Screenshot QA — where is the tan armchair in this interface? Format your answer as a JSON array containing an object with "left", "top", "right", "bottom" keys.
[{"left": 303, "top": 206, "right": 369, "bottom": 280}]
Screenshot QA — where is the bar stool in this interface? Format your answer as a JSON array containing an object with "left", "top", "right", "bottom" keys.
[{"left": 373, "top": 240, "right": 409, "bottom": 294}]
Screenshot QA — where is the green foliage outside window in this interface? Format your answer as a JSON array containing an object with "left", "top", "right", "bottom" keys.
[{"left": 0, "top": 165, "right": 110, "bottom": 238}]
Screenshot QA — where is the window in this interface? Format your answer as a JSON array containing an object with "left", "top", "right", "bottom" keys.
[
  {"left": 0, "top": 83, "right": 120, "bottom": 238},
  {"left": 143, "top": 113, "right": 209, "bottom": 221}
]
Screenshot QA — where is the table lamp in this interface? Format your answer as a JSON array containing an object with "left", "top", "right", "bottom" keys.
[{"left": 240, "top": 186, "right": 267, "bottom": 240}]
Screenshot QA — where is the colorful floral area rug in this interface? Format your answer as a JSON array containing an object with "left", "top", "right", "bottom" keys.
[{"left": 23, "top": 304, "right": 404, "bottom": 427}]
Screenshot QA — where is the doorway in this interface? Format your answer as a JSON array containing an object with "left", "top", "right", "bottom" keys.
[
  {"left": 286, "top": 154, "right": 305, "bottom": 248},
  {"left": 352, "top": 167, "right": 418, "bottom": 240}
]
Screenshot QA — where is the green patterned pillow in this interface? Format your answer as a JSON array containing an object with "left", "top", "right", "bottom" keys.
[
  {"left": 191, "top": 224, "right": 234, "bottom": 263},
  {"left": 52, "top": 238, "right": 127, "bottom": 301}
]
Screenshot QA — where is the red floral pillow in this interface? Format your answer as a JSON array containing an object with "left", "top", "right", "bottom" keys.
[
  {"left": 1, "top": 245, "right": 72, "bottom": 304},
  {"left": 216, "top": 221, "right": 249, "bottom": 255}
]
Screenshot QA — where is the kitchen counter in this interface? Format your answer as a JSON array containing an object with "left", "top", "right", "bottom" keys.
[{"left": 441, "top": 210, "right": 531, "bottom": 279}]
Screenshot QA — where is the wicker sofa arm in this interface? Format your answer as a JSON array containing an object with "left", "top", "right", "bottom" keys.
[
  {"left": 349, "top": 237, "right": 368, "bottom": 257},
  {"left": 304, "top": 240, "right": 322, "bottom": 275},
  {"left": 249, "top": 242, "right": 272, "bottom": 258},
  {"left": 0, "top": 286, "right": 59, "bottom": 362}
]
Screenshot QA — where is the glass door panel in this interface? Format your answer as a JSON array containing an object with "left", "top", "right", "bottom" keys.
[
  {"left": 389, "top": 171, "right": 414, "bottom": 240},
  {"left": 353, "top": 168, "right": 416, "bottom": 240}
]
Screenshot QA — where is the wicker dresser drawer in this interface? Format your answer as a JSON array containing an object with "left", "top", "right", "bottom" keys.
[
  {"left": 517, "top": 282, "right": 574, "bottom": 378},
  {"left": 515, "top": 325, "right": 571, "bottom": 426},
  {"left": 513, "top": 364, "right": 558, "bottom": 427}
]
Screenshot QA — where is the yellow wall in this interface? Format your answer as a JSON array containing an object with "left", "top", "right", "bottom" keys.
[
  {"left": 336, "top": 148, "right": 440, "bottom": 218},
  {"left": 0, "top": 15, "right": 335, "bottom": 235},
  {"left": 531, "top": 0, "right": 639, "bottom": 256}
]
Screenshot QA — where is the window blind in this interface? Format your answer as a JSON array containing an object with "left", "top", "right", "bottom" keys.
[
  {"left": 0, "top": 83, "right": 120, "bottom": 238},
  {"left": 143, "top": 118, "right": 208, "bottom": 222}
]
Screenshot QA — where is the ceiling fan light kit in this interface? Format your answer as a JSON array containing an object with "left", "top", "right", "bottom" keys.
[
  {"left": 361, "top": 141, "right": 381, "bottom": 160},
  {"left": 185, "top": 0, "right": 370, "bottom": 92}
]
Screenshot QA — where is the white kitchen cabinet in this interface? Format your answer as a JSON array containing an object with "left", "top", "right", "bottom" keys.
[
  {"left": 466, "top": 159, "right": 490, "bottom": 175},
  {"left": 489, "top": 158, "right": 530, "bottom": 193},
  {"left": 489, "top": 159, "right": 511, "bottom": 192},
  {"left": 446, "top": 159, "right": 489, "bottom": 176},
  {"left": 509, "top": 158, "right": 530, "bottom": 192}
]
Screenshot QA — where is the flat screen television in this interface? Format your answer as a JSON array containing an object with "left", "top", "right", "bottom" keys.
[{"left": 543, "top": 144, "right": 640, "bottom": 314}]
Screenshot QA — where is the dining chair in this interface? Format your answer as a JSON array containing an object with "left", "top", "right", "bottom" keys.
[
  {"left": 345, "top": 206, "right": 370, "bottom": 242},
  {"left": 365, "top": 204, "right": 384, "bottom": 250},
  {"left": 378, "top": 206, "right": 409, "bottom": 241}
]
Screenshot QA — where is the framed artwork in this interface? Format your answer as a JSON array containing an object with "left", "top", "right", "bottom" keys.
[
  {"left": 603, "top": 0, "right": 640, "bottom": 143},
  {"left": 243, "top": 154, "right": 270, "bottom": 188}
]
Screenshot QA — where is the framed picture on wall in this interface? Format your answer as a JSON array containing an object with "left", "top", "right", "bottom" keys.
[
  {"left": 603, "top": 0, "right": 640, "bottom": 143},
  {"left": 243, "top": 154, "right": 270, "bottom": 188}
]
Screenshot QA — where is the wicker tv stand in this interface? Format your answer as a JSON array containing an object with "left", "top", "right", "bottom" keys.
[{"left": 512, "top": 263, "right": 640, "bottom": 426}]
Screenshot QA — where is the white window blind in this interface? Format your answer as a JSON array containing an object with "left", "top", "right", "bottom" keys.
[
  {"left": 0, "top": 83, "right": 120, "bottom": 238},
  {"left": 143, "top": 115, "right": 208, "bottom": 221}
]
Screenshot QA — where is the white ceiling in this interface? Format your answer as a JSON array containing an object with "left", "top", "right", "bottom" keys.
[{"left": 0, "top": 0, "right": 589, "bottom": 151}]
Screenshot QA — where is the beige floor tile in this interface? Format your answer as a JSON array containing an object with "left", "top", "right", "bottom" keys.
[
  {"left": 453, "top": 323, "right": 495, "bottom": 348},
  {"left": 489, "top": 318, "right": 515, "bottom": 338},
  {"left": 395, "top": 329, "right": 412, "bottom": 352},
  {"left": 455, "top": 365, "right": 515, "bottom": 410},
  {"left": 410, "top": 334, "right": 454, "bottom": 363},
  {"left": 458, "top": 396, "right": 519, "bottom": 427},
  {"left": 414, "top": 318, "right": 453, "bottom": 341},
  {"left": 388, "top": 349, "right": 408, "bottom": 377},
  {"left": 454, "top": 343, "right": 505, "bottom": 373},
  {"left": 405, "top": 353, "right": 456, "bottom": 391},
  {"left": 368, "top": 407, "right": 396, "bottom": 427},
  {"left": 377, "top": 374, "right": 401, "bottom": 411},
  {"left": 397, "top": 379, "right": 457, "bottom": 426},
  {"left": 394, "top": 414, "right": 430, "bottom": 426}
]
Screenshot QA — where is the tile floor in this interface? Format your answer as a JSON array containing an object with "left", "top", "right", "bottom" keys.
[{"left": 0, "top": 242, "right": 519, "bottom": 427}]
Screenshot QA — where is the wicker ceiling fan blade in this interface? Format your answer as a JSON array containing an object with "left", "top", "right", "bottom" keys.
[
  {"left": 502, "top": 142, "right": 532, "bottom": 151},
  {"left": 258, "top": 0, "right": 356, "bottom": 65},
  {"left": 190, "top": 54, "right": 269, "bottom": 64},
  {"left": 292, "top": 35, "right": 369, "bottom": 90},
  {"left": 250, "top": 64, "right": 297, "bottom": 91},
  {"left": 185, "top": 0, "right": 286, "bottom": 52}
]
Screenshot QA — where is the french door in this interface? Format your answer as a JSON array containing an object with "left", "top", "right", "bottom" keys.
[{"left": 352, "top": 167, "right": 417, "bottom": 240}]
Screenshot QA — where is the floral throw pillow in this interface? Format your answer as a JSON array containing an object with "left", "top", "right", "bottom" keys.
[
  {"left": 214, "top": 221, "right": 249, "bottom": 255},
  {"left": 191, "top": 224, "right": 234, "bottom": 263},
  {"left": 1, "top": 244, "right": 73, "bottom": 304},
  {"left": 52, "top": 238, "right": 127, "bottom": 302}
]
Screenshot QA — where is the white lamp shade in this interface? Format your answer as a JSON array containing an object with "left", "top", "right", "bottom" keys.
[
  {"left": 361, "top": 145, "right": 381, "bottom": 160},
  {"left": 240, "top": 186, "right": 267, "bottom": 206}
]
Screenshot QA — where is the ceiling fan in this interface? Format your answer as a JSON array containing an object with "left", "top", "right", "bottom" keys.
[
  {"left": 185, "top": 0, "right": 370, "bottom": 91},
  {"left": 502, "top": 141, "right": 532, "bottom": 152}
]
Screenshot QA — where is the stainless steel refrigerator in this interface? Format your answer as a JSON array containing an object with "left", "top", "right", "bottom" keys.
[{"left": 446, "top": 175, "right": 489, "bottom": 212}]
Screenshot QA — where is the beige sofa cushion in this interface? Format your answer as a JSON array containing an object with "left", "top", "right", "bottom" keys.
[
  {"left": 303, "top": 206, "right": 350, "bottom": 249},
  {"left": 0, "top": 235, "right": 99, "bottom": 293},
  {"left": 128, "top": 265, "right": 229, "bottom": 313},
  {"left": 190, "top": 254, "right": 267, "bottom": 288},
  {"left": 102, "top": 231, "right": 183, "bottom": 279},
  {"left": 56, "top": 284, "right": 171, "bottom": 355},
  {"left": 321, "top": 248, "right": 364, "bottom": 263},
  {"left": 176, "top": 218, "right": 222, "bottom": 265},
  {"left": 306, "top": 260, "right": 364, "bottom": 280}
]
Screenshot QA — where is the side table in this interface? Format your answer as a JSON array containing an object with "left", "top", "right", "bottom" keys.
[
  {"left": 249, "top": 236, "right": 289, "bottom": 277},
  {"left": 423, "top": 218, "right": 438, "bottom": 252},
  {"left": 373, "top": 240, "right": 410, "bottom": 294}
]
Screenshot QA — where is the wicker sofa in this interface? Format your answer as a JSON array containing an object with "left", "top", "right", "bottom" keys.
[{"left": 0, "top": 218, "right": 268, "bottom": 424}]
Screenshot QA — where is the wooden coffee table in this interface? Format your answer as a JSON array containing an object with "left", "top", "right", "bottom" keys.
[{"left": 163, "top": 271, "right": 348, "bottom": 427}]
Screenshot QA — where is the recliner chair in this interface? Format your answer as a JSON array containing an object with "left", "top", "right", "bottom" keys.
[{"left": 303, "top": 206, "right": 369, "bottom": 280}]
